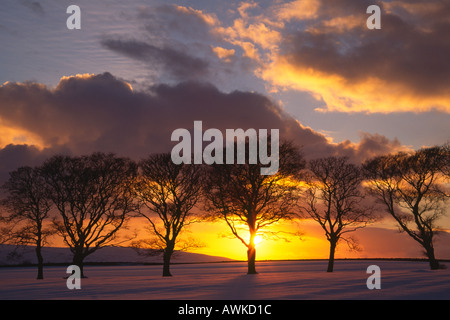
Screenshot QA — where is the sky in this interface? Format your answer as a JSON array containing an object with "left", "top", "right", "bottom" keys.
[{"left": 0, "top": 0, "right": 449, "bottom": 260}]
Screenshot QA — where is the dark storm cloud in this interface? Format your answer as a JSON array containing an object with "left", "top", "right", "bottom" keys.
[
  {"left": 0, "top": 144, "right": 69, "bottom": 183},
  {"left": 98, "top": 3, "right": 233, "bottom": 85},
  {"left": 280, "top": 0, "right": 450, "bottom": 98},
  {"left": 336, "top": 133, "right": 405, "bottom": 163},
  {"left": 0, "top": 72, "right": 403, "bottom": 178},
  {"left": 137, "top": 4, "right": 218, "bottom": 41},
  {"left": 101, "top": 38, "right": 210, "bottom": 82}
]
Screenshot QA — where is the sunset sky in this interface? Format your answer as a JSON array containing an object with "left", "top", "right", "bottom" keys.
[{"left": 0, "top": 0, "right": 449, "bottom": 260}]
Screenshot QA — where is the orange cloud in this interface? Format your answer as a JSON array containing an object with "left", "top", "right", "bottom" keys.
[
  {"left": 261, "top": 56, "right": 450, "bottom": 114},
  {"left": 209, "top": 0, "right": 450, "bottom": 114},
  {"left": 212, "top": 46, "right": 235, "bottom": 62},
  {"left": 237, "top": 2, "right": 259, "bottom": 20},
  {"left": 174, "top": 5, "right": 219, "bottom": 27},
  {"left": 0, "top": 123, "right": 47, "bottom": 150},
  {"left": 310, "top": 14, "right": 364, "bottom": 34},
  {"left": 275, "top": 0, "right": 320, "bottom": 21}
]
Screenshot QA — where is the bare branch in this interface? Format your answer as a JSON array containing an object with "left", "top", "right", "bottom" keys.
[
  {"left": 203, "top": 140, "right": 305, "bottom": 274},
  {"left": 134, "top": 153, "right": 204, "bottom": 276},
  {"left": 41, "top": 153, "right": 137, "bottom": 276},
  {"left": 300, "top": 156, "right": 375, "bottom": 272},
  {"left": 363, "top": 145, "right": 449, "bottom": 270}
]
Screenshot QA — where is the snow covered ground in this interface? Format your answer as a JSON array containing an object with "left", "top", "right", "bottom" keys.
[{"left": 1, "top": 260, "right": 449, "bottom": 300}]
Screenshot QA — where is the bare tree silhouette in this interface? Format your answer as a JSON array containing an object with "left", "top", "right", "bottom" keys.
[
  {"left": 0, "top": 213, "right": 14, "bottom": 245},
  {"left": 204, "top": 141, "right": 304, "bottom": 274},
  {"left": 300, "top": 156, "right": 373, "bottom": 272},
  {"left": 41, "top": 153, "right": 137, "bottom": 277},
  {"left": 364, "top": 145, "right": 449, "bottom": 270},
  {"left": 1, "top": 166, "right": 54, "bottom": 279},
  {"left": 134, "top": 153, "right": 204, "bottom": 277}
]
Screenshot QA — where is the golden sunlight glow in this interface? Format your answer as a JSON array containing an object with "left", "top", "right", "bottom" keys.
[
  {"left": 174, "top": 220, "right": 331, "bottom": 261},
  {"left": 0, "top": 123, "right": 47, "bottom": 150},
  {"left": 58, "top": 73, "right": 134, "bottom": 91},
  {"left": 59, "top": 73, "right": 95, "bottom": 82},
  {"left": 253, "top": 235, "right": 263, "bottom": 247},
  {"left": 50, "top": 214, "right": 434, "bottom": 261},
  {"left": 208, "top": 2, "right": 450, "bottom": 115},
  {"left": 261, "top": 56, "right": 450, "bottom": 114}
]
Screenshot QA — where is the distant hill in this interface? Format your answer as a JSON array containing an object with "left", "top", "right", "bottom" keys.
[{"left": 0, "top": 244, "right": 235, "bottom": 266}]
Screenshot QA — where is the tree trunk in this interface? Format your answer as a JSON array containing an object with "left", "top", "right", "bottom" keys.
[
  {"left": 35, "top": 243, "right": 44, "bottom": 280},
  {"left": 247, "top": 245, "right": 257, "bottom": 274},
  {"left": 162, "top": 243, "right": 175, "bottom": 277},
  {"left": 73, "top": 252, "right": 86, "bottom": 278},
  {"left": 327, "top": 240, "right": 337, "bottom": 272},
  {"left": 247, "top": 231, "right": 258, "bottom": 274},
  {"left": 424, "top": 242, "right": 440, "bottom": 270}
]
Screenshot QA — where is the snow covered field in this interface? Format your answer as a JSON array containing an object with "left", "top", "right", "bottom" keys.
[{"left": 1, "top": 260, "right": 449, "bottom": 300}]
